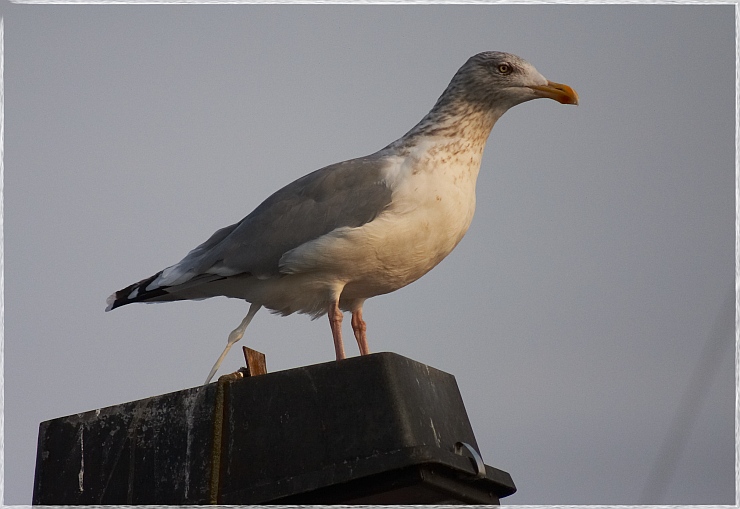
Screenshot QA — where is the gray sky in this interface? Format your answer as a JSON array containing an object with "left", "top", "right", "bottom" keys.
[{"left": 2, "top": 4, "right": 735, "bottom": 505}]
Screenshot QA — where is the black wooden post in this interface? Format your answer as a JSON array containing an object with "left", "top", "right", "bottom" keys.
[{"left": 33, "top": 352, "right": 516, "bottom": 504}]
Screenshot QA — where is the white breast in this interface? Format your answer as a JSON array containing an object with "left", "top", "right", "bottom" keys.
[{"left": 279, "top": 136, "right": 485, "bottom": 303}]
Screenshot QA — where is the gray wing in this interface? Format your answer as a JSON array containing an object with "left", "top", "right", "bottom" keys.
[{"left": 161, "top": 154, "right": 393, "bottom": 285}]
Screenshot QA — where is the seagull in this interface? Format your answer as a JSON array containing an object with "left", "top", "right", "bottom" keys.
[{"left": 106, "top": 51, "right": 578, "bottom": 384}]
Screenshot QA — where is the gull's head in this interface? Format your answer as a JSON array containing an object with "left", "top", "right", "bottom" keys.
[{"left": 448, "top": 51, "right": 579, "bottom": 111}]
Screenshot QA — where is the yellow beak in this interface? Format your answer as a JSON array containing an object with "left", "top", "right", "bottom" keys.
[{"left": 528, "top": 81, "right": 579, "bottom": 105}]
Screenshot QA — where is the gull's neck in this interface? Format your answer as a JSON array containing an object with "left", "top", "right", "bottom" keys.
[{"left": 384, "top": 85, "right": 506, "bottom": 155}]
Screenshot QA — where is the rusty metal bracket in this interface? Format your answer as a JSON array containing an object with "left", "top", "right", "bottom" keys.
[{"left": 209, "top": 348, "right": 267, "bottom": 503}]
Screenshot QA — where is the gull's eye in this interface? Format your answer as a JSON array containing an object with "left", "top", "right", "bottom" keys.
[{"left": 497, "top": 63, "right": 512, "bottom": 75}]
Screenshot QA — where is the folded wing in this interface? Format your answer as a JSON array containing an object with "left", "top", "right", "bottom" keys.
[{"left": 106, "top": 154, "right": 393, "bottom": 310}]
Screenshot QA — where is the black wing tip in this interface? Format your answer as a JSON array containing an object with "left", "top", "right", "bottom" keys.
[{"left": 105, "top": 271, "right": 168, "bottom": 311}]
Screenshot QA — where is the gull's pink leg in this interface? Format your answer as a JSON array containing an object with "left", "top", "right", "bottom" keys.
[
  {"left": 328, "top": 300, "right": 346, "bottom": 360},
  {"left": 351, "top": 308, "right": 370, "bottom": 356}
]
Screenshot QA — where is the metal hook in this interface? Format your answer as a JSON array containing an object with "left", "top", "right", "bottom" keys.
[{"left": 454, "top": 441, "right": 487, "bottom": 479}]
